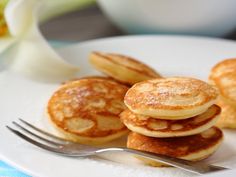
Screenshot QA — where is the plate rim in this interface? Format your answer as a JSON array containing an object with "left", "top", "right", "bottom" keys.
[{"left": 1, "top": 34, "right": 236, "bottom": 177}]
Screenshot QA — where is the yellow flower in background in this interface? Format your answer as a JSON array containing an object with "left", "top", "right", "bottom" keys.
[
  {"left": 0, "top": 0, "right": 14, "bottom": 53},
  {"left": 0, "top": 0, "right": 94, "bottom": 82},
  {"left": 0, "top": 0, "right": 8, "bottom": 37}
]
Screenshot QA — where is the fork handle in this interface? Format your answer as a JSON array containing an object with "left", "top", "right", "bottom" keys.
[
  {"left": 99, "top": 148, "right": 227, "bottom": 174},
  {"left": 124, "top": 148, "right": 227, "bottom": 174}
]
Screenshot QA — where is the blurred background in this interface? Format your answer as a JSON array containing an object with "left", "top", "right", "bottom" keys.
[
  {"left": 40, "top": 2, "right": 236, "bottom": 42},
  {"left": 40, "top": 4, "right": 123, "bottom": 42}
]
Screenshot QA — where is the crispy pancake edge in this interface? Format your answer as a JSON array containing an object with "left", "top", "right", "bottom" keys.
[
  {"left": 121, "top": 105, "right": 221, "bottom": 137},
  {"left": 89, "top": 52, "right": 161, "bottom": 85},
  {"left": 127, "top": 127, "right": 223, "bottom": 159}
]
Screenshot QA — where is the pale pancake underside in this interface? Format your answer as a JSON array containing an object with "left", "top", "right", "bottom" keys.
[{"left": 89, "top": 52, "right": 161, "bottom": 85}]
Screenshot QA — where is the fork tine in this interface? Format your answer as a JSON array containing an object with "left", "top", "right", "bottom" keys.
[
  {"left": 6, "top": 126, "right": 65, "bottom": 154},
  {"left": 18, "top": 119, "right": 99, "bottom": 150},
  {"left": 12, "top": 121, "right": 62, "bottom": 147},
  {"left": 19, "top": 118, "right": 70, "bottom": 144}
]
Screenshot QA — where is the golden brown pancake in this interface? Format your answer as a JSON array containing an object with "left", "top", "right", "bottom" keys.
[
  {"left": 124, "top": 77, "right": 218, "bottom": 120},
  {"left": 127, "top": 127, "right": 223, "bottom": 166},
  {"left": 216, "top": 98, "right": 236, "bottom": 129},
  {"left": 209, "top": 58, "right": 236, "bottom": 84},
  {"left": 212, "top": 73, "right": 236, "bottom": 106},
  {"left": 121, "top": 104, "right": 221, "bottom": 137},
  {"left": 47, "top": 78, "right": 129, "bottom": 144},
  {"left": 209, "top": 58, "right": 236, "bottom": 106},
  {"left": 89, "top": 52, "right": 161, "bottom": 85}
]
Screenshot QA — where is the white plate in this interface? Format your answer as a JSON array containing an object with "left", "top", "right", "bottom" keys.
[{"left": 1, "top": 35, "right": 236, "bottom": 177}]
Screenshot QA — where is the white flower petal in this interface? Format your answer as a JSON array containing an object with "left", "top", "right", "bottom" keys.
[
  {"left": 0, "top": 36, "right": 15, "bottom": 53},
  {"left": 5, "top": 0, "right": 34, "bottom": 36},
  {"left": 3, "top": 0, "right": 79, "bottom": 82}
]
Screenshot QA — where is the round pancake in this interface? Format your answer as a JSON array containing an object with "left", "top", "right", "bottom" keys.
[
  {"left": 209, "top": 58, "right": 236, "bottom": 84},
  {"left": 121, "top": 104, "right": 221, "bottom": 137},
  {"left": 127, "top": 127, "right": 223, "bottom": 165},
  {"left": 124, "top": 77, "right": 218, "bottom": 119},
  {"left": 216, "top": 98, "right": 236, "bottom": 129},
  {"left": 212, "top": 72, "right": 236, "bottom": 106},
  {"left": 209, "top": 58, "right": 236, "bottom": 106},
  {"left": 89, "top": 51, "right": 161, "bottom": 85},
  {"left": 47, "top": 78, "right": 129, "bottom": 144}
]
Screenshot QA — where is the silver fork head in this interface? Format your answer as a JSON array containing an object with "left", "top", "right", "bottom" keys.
[{"left": 6, "top": 119, "right": 98, "bottom": 156}]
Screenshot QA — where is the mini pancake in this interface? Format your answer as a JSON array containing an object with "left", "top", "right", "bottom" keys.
[
  {"left": 211, "top": 72, "right": 236, "bottom": 106},
  {"left": 89, "top": 52, "right": 161, "bottom": 85},
  {"left": 47, "top": 78, "right": 129, "bottom": 145},
  {"left": 216, "top": 98, "right": 236, "bottom": 129},
  {"left": 209, "top": 58, "right": 236, "bottom": 84},
  {"left": 124, "top": 77, "right": 218, "bottom": 120},
  {"left": 209, "top": 58, "right": 236, "bottom": 106},
  {"left": 121, "top": 104, "right": 221, "bottom": 137},
  {"left": 127, "top": 127, "right": 223, "bottom": 166}
]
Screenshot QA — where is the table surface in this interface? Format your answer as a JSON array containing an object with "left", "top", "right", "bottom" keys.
[{"left": 2, "top": 3, "right": 236, "bottom": 177}]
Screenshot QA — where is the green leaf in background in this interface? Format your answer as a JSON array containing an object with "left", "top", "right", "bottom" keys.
[
  {"left": 0, "top": 0, "right": 8, "bottom": 10},
  {"left": 40, "top": 0, "right": 96, "bottom": 22}
]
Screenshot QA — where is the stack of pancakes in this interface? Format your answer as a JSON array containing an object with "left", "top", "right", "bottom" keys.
[
  {"left": 209, "top": 58, "right": 236, "bottom": 128},
  {"left": 47, "top": 51, "right": 224, "bottom": 166},
  {"left": 47, "top": 52, "right": 161, "bottom": 145},
  {"left": 121, "top": 77, "right": 223, "bottom": 166}
]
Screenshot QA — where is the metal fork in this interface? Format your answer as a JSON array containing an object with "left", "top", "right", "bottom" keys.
[{"left": 6, "top": 119, "right": 227, "bottom": 175}]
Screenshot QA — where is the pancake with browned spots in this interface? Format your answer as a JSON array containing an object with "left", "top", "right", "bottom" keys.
[
  {"left": 209, "top": 58, "right": 236, "bottom": 84},
  {"left": 47, "top": 78, "right": 129, "bottom": 145},
  {"left": 209, "top": 58, "right": 236, "bottom": 106},
  {"left": 216, "top": 98, "right": 236, "bottom": 129},
  {"left": 89, "top": 52, "right": 161, "bottom": 85},
  {"left": 212, "top": 73, "right": 236, "bottom": 107},
  {"left": 127, "top": 127, "right": 223, "bottom": 166},
  {"left": 124, "top": 77, "right": 218, "bottom": 119},
  {"left": 121, "top": 104, "right": 221, "bottom": 137}
]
